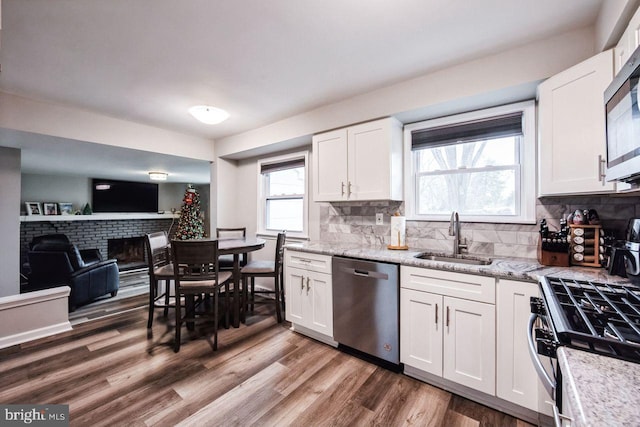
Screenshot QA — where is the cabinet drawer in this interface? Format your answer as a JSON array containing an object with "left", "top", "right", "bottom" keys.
[
  {"left": 400, "top": 266, "right": 495, "bottom": 304},
  {"left": 285, "top": 250, "right": 332, "bottom": 274}
]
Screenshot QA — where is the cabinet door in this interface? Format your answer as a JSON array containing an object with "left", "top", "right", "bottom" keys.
[
  {"left": 284, "top": 266, "right": 306, "bottom": 326},
  {"left": 312, "top": 128, "right": 348, "bottom": 201},
  {"left": 443, "top": 296, "right": 495, "bottom": 395},
  {"left": 306, "top": 270, "right": 333, "bottom": 337},
  {"left": 400, "top": 288, "right": 443, "bottom": 376},
  {"left": 497, "top": 279, "right": 552, "bottom": 415},
  {"left": 347, "top": 120, "right": 388, "bottom": 200},
  {"left": 538, "top": 50, "right": 615, "bottom": 195},
  {"left": 347, "top": 118, "right": 402, "bottom": 201}
]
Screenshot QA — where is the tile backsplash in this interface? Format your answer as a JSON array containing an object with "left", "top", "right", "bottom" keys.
[{"left": 318, "top": 195, "right": 640, "bottom": 259}]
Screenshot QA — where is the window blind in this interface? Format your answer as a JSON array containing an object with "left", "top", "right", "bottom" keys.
[
  {"left": 411, "top": 112, "right": 523, "bottom": 150},
  {"left": 260, "top": 158, "right": 305, "bottom": 174}
]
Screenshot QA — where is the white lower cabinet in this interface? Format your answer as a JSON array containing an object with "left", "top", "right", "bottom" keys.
[
  {"left": 443, "top": 296, "right": 495, "bottom": 395},
  {"left": 284, "top": 251, "right": 333, "bottom": 339},
  {"left": 496, "top": 279, "right": 553, "bottom": 416},
  {"left": 400, "top": 266, "right": 496, "bottom": 395},
  {"left": 400, "top": 288, "right": 443, "bottom": 375}
]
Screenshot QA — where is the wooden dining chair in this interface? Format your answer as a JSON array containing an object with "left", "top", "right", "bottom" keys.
[
  {"left": 145, "top": 231, "right": 175, "bottom": 329},
  {"left": 240, "top": 232, "right": 286, "bottom": 323},
  {"left": 216, "top": 227, "right": 247, "bottom": 270},
  {"left": 171, "top": 239, "right": 232, "bottom": 352}
]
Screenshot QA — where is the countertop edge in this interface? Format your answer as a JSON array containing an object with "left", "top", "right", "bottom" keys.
[
  {"left": 285, "top": 242, "right": 627, "bottom": 284},
  {"left": 557, "top": 347, "right": 640, "bottom": 426}
]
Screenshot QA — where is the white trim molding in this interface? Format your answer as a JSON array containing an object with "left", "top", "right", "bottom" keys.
[{"left": 0, "top": 286, "right": 72, "bottom": 349}]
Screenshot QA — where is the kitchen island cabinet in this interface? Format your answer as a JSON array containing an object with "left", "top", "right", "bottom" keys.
[
  {"left": 538, "top": 49, "right": 615, "bottom": 196},
  {"left": 312, "top": 117, "right": 403, "bottom": 202}
]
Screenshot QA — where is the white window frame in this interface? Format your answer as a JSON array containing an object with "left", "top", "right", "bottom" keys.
[
  {"left": 403, "top": 100, "right": 536, "bottom": 224},
  {"left": 257, "top": 151, "right": 309, "bottom": 238}
]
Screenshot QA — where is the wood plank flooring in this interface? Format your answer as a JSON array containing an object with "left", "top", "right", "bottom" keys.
[{"left": 0, "top": 296, "right": 535, "bottom": 427}]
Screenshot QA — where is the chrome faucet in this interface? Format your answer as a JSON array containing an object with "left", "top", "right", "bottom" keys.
[{"left": 449, "top": 211, "right": 468, "bottom": 256}]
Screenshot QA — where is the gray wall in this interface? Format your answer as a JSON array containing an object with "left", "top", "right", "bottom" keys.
[
  {"left": 0, "top": 148, "right": 21, "bottom": 297},
  {"left": 21, "top": 174, "right": 208, "bottom": 215}
]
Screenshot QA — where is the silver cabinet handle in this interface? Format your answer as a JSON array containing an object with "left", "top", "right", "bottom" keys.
[
  {"left": 341, "top": 181, "right": 345, "bottom": 197},
  {"left": 300, "top": 276, "right": 305, "bottom": 290},
  {"left": 435, "top": 303, "right": 438, "bottom": 325},
  {"left": 306, "top": 276, "right": 310, "bottom": 293},
  {"left": 598, "top": 154, "right": 606, "bottom": 185},
  {"left": 347, "top": 181, "right": 352, "bottom": 198},
  {"left": 446, "top": 306, "right": 450, "bottom": 327}
]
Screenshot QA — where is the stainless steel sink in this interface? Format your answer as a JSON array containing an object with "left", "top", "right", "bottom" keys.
[{"left": 414, "top": 252, "right": 493, "bottom": 266}]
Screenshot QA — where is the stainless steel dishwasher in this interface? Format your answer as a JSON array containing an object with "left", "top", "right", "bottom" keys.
[{"left": 332, "top": 256, "right": 399, "bottom": 366}]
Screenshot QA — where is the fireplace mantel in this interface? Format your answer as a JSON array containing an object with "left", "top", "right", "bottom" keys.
[{"left": 20, "top": 212, "right": 179, "bottom": 222}]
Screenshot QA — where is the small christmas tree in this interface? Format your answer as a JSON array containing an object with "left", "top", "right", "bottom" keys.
[{"left": 174, "top": 184, "right": 205, "bottom": 240}]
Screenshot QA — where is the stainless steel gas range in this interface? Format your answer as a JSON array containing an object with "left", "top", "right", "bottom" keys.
[{"left": 529, "top": 276, "right": 640, "bottom": 424}]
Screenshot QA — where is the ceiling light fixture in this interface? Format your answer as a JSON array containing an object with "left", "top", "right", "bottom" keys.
[
  {"left": 148, "top": 172, "right": 168, "bottom": 181},
  {"left": 188, "top": 105, "right": 230, "bottom": 125}
]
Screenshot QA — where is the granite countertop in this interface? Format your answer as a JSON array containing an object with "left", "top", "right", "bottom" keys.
[
  {"left": 558, "top": 348, "right": 640, "bottom": 426},
  {"left": 285, "top": 241, "right": 628, "bottom": 284}
]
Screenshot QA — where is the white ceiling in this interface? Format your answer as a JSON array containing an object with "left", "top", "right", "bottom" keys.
[{"left": 0, "top": 0, "right": 605, "bottom": 181}]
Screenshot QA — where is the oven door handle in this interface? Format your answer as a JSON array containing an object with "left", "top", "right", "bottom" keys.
[{"left": 528, "top": 313, "right": 555, "bottom": 396}]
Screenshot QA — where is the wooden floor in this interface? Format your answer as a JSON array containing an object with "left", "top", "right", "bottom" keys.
[{"left": 0, "top": 295, "right": 535, "bottom": 427}]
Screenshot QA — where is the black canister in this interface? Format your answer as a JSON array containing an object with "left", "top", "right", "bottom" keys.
[{"left": 623, "top": 219, "right": 640, "bottom": 283}]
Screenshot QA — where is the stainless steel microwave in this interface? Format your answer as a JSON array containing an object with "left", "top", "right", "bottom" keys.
[{"left": 605, "top": 45, "right": 640, "bottom": 183}]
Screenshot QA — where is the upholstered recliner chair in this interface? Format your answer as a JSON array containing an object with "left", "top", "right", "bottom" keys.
[{"left": 27, "top": 234, "right": 120, "bottom": 311}]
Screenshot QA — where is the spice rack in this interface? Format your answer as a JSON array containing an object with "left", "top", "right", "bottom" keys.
[{"left": 569, "top": 224, "right": 603, "bottom": 267}]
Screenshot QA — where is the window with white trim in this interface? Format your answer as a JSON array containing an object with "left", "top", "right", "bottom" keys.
[
  {"left": 404, "top": 101, "right": 536, "bottom": 223},
  {"left": 258, "top": 152, "right": 308, "bottom": 237}
]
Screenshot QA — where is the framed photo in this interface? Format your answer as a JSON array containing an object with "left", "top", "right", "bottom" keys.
[
  {"left": 43, "top": 203, "right": 58, "bottom": 216},
  {"left": 25, "top": 202, "right": 42, "bottom": 215},
  {"left": 58, "top": 203, "right": 73, "bottom": 215}
]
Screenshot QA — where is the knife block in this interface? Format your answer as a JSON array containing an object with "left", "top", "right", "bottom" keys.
[{"left": 537, "top": 238, "right": 570, "bottom": 267}]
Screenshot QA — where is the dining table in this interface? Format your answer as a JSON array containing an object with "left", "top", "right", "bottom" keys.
[{"left": 215, "top": 236, "right": 266, "bottom": 327}]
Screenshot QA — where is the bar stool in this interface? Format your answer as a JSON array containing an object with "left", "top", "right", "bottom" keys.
[
  {"left": 216, "top": 227, "right": 247, "bottom": 271},
  {"left": 240, "top": 232, "right": 286, "bottom": 323},
  {"left": 171, "top": 239, "right": 232, "bottom": 352},
  {"left": 144, "top": 231, "right": 175, "bottom": 329}
]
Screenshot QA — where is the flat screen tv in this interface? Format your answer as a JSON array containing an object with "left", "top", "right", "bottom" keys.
[{"left": 92, "top": 179, "right": 158, "bottom": 213}]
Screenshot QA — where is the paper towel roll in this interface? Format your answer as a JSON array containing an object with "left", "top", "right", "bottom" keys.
[{"left": 390, "top": 216, "right": 406, "bottom": 247}]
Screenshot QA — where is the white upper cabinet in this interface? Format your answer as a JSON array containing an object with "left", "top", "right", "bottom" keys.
[
  {"left": 312, "top": 128, "right": 349, "bottom": 201},
  {"left": 615, "top": 6, "right": 640, "bottom": 76},
  {"left": 538, "top": 49, "right": 616, "bottom": 195},
  {"left": 312, "top": 117, "right": 403, "bottom": 202}
]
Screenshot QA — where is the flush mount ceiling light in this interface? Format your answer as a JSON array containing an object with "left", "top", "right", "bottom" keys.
[
  {"left": 188, "top": 105, "right": 230, "bottom": 125},
  {"left": 148, "top": 172, "right": 168, "bottom": 181}
]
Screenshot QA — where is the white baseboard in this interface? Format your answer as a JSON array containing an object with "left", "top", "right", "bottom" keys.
[
  {"left": 0, "top": 286, "right": 71, "bottom": 349},
  {"left": 0, "top": 321, "right": 72, "bottom": 349}
]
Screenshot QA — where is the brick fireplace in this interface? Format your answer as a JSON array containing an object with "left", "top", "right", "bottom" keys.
[
  {"left": 108, "top": 236, "right": 147, "bottom": 271},
  {"left": 20, "top": 218, "right": 174, "bottom": 274}
]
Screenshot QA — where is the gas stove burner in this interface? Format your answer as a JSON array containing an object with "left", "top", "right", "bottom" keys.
[
  {"left": 579, "top": 298, "right": 611, "bottom": 313},
  {"left": 540, "top": 276, "right": 640, "bottom": 363}
]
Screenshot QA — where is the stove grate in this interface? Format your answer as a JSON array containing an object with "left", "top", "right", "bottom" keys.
[{"left": 541, "top": 276, "right": 640, "bottom": 362}]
